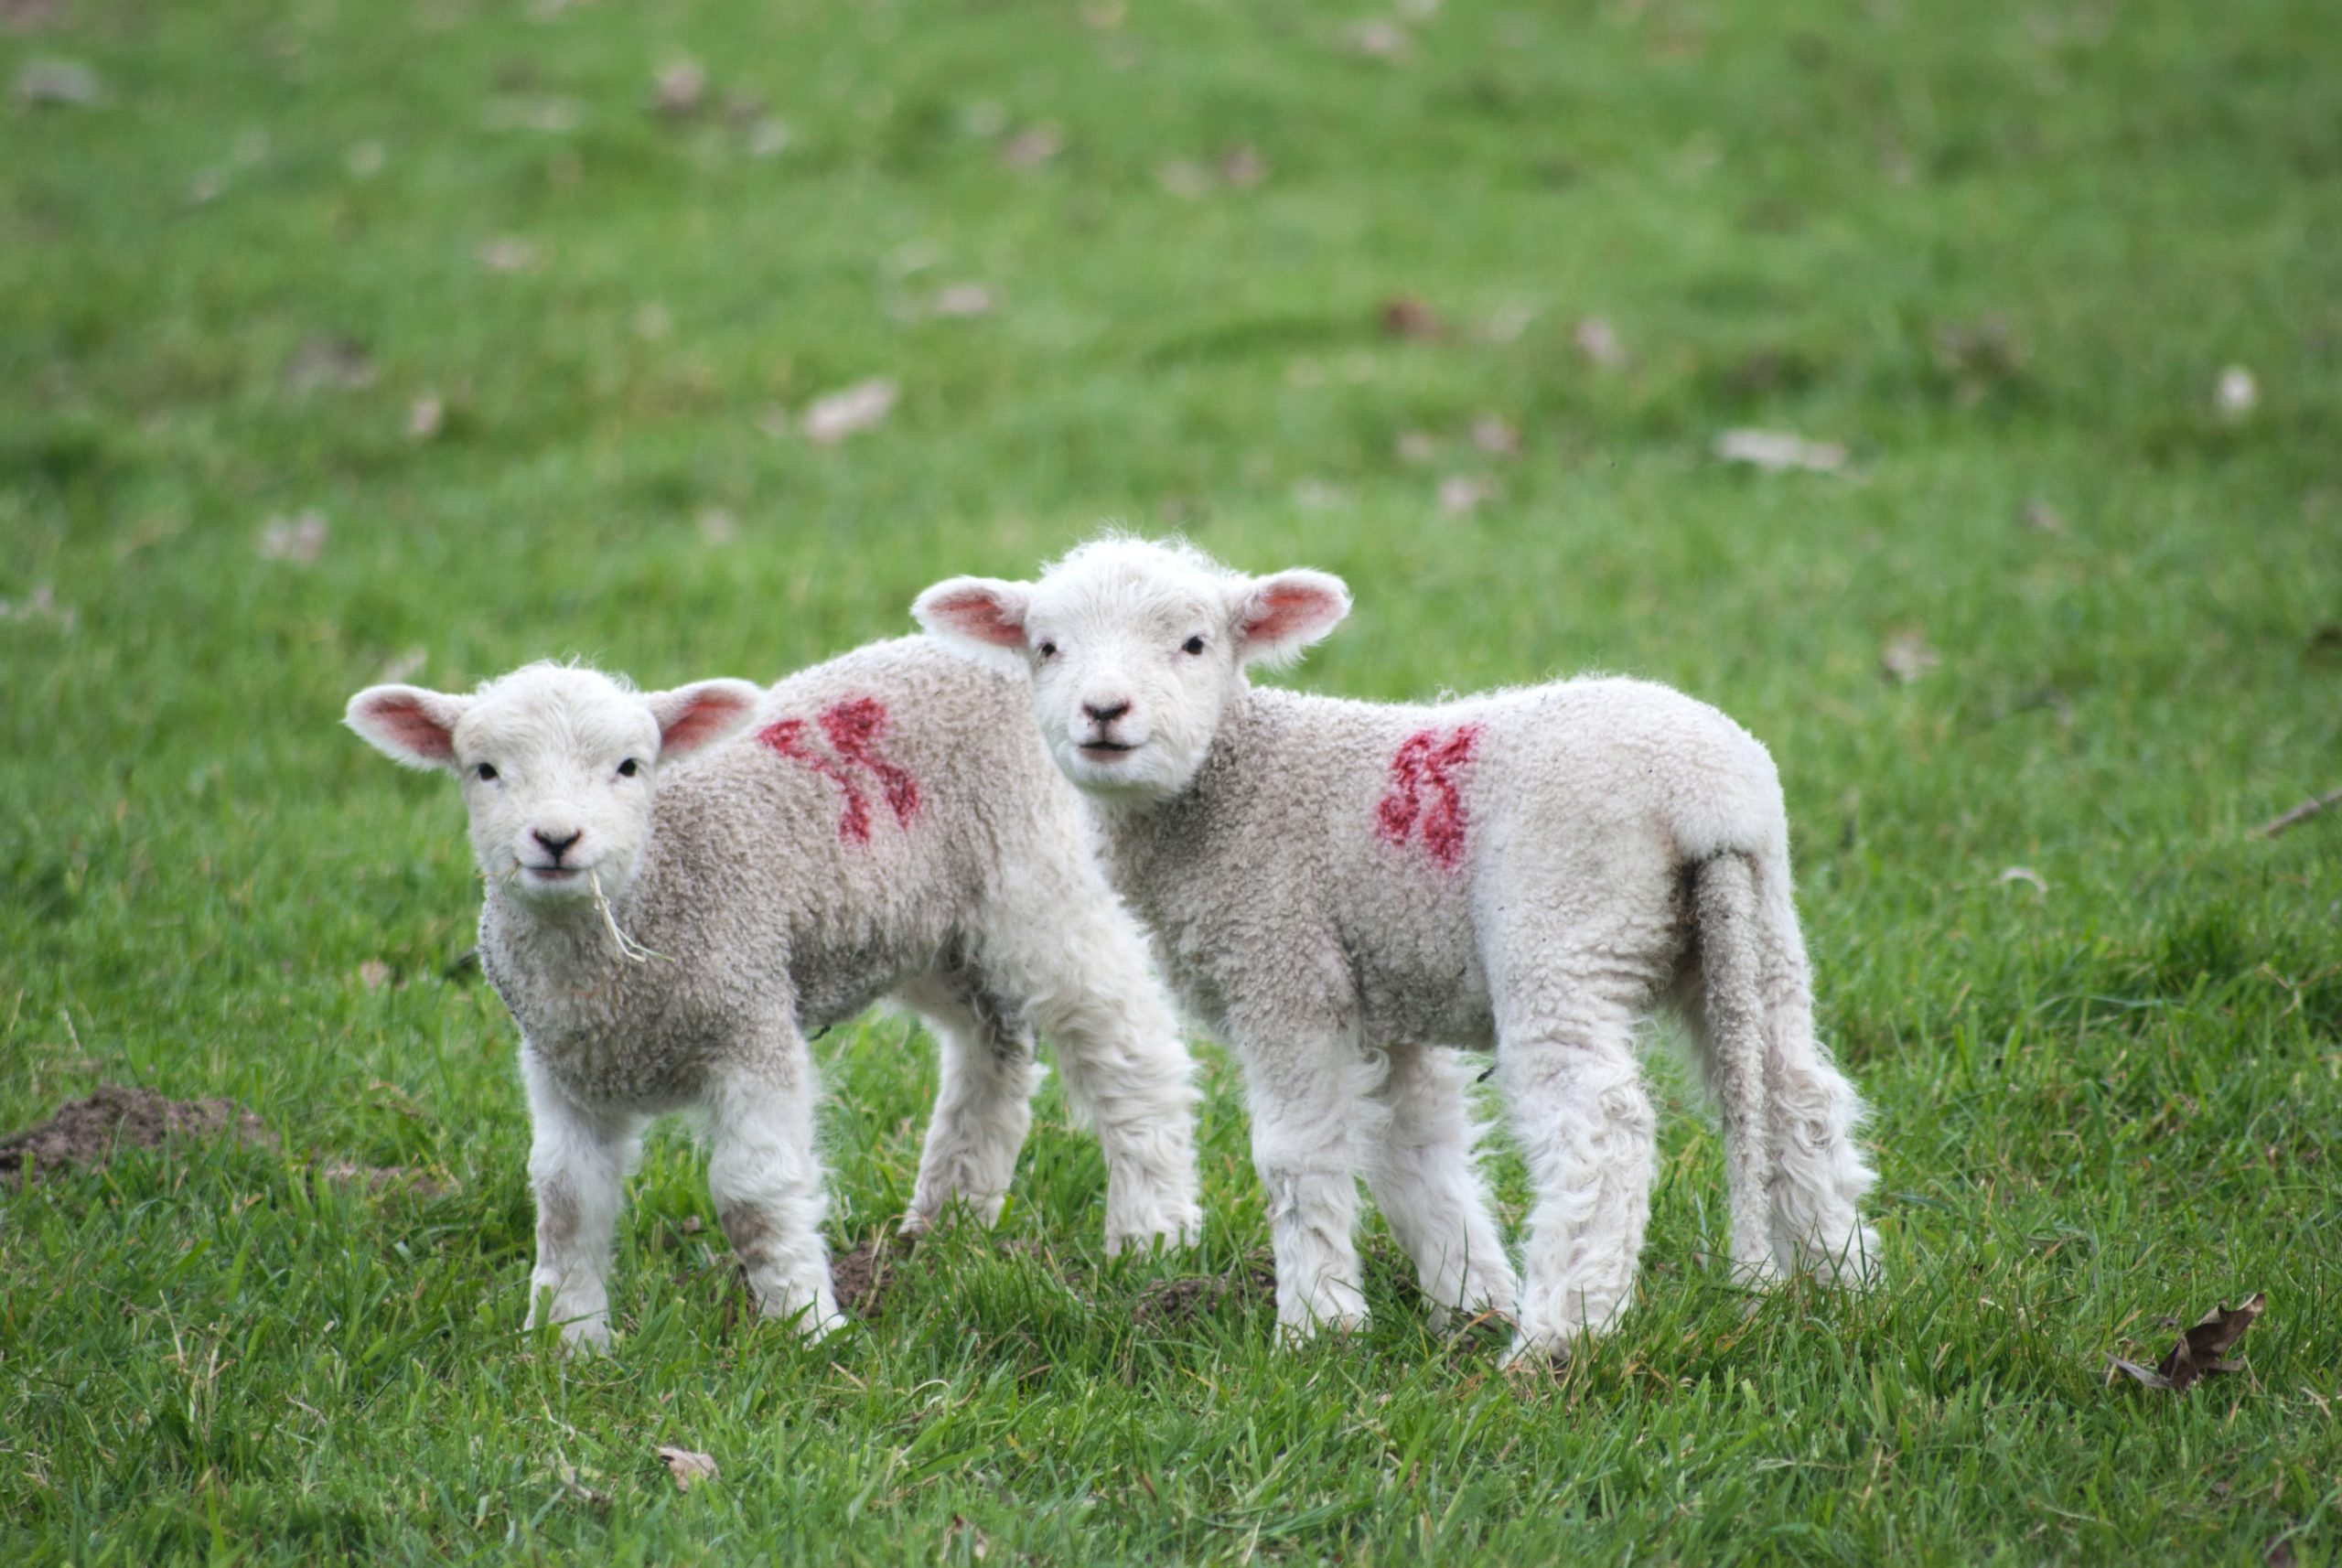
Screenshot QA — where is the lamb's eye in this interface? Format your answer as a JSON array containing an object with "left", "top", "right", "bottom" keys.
[
  {"left": 1182, "top": 636, "right": 1208, "bottom": 656},
  {"left": 474, "top": 763, "right": 498, "bottom": 782},
  {"left": 618, "top": 758, "right": 640, "bottom": 779},
  {"left": 1037, "top": 640, "right": 1058, "bottom": 660}
]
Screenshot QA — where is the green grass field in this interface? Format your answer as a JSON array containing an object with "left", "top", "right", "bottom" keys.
[{"left": 5, "top": 0, "right": 2340, "bottom": 1560}]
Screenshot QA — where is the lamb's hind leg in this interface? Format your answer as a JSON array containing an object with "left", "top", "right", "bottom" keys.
[
  {"left": 1496, "top": 983, "right": 1659, "bottom": 1364},
  {"left": 704, "top": 1039, "right": 844, "bottom": 1338},
  {"left": 895, "top": 969, "right": 1042, "bottom": 1234},
  {"left": 1363, "top": 1043, "right": 1518, "bottom": 1330}
]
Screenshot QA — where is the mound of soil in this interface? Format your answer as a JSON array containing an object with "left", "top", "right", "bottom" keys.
[
  {"left": 830, "top": 1233, "right": 911, "bottom": 1319},
  {"left": 0, "top": 1083, "right": 277, "bottom": 1185},
  {"left": 1134, "top": 1253, "right": 1277, "bottom": 1326}
]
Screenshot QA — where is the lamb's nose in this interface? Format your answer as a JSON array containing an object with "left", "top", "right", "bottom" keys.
[
  {"left": 532, "top": 828, "right": 583, "bottom": 863},
  {"left": 1082, "top": 700, "right": 1131, "bottom": 725}
]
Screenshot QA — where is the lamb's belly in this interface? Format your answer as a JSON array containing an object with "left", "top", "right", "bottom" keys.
[
  {"left": 527, "top": 1020, "right": 715, "bottom": 1110},
  {"left": 1357, "top": 947, "right": 1495, "bottom": 1048}
]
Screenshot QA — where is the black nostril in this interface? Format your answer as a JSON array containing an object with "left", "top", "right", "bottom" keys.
[
  {"left": 533, "top": 829, "right": 583, "bottom": 862},
  {"left": 1084, "top": 701, "right": 1131, "bottom": 725}
]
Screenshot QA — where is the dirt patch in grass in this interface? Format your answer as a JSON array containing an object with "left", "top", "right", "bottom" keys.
[
  {"left": 0, "top": 1083, "right": 277, "bottom": 1184},
  {"left": 831, "top": 1233, "right": 910, "bottom": 1319},
  {"left": 1133, "top": 1252, "right": 1276, "bottom": 1327}
]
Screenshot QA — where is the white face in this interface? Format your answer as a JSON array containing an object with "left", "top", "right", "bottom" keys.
[
  {"left": 347, "top": 665, "right": 762, "bottom": 907},
  {"left": 915, "top": 540, "right": 1351, "bottom": 803}
]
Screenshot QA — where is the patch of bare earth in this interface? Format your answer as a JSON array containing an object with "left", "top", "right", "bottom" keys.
[
  {"left": 1, "top": 1083, "right": 277, "bottom": 1184},
  {"left": 829, "top": 1233, "right": 910, "bottom": 1319},
  {"left": 1134, "top": 1252, "right": 1276, "bottom": 1326}
]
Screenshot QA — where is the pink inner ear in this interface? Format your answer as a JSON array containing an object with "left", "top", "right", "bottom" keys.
[
  {"left": 660, "top": 692, "right": 756, "bottom": 756},
  {"left": 925, "top": 587, "right": 1026, "bottom": 649},
  {"left": 1243, "top": 582, "right": 1345, "bottom": 647},
  {"left": 361, "top": 695, "right": 456, "bottom": 763}
]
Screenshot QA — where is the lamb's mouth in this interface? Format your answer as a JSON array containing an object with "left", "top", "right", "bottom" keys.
[
  {"left": 1078, "top": 740, "right": 1138, "bottom": 760},
  {"left": 519, "top": 863, "right": 585, "bottom": 886}
]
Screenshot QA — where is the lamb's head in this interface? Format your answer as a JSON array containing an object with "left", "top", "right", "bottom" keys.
[
  {"left": 915, "top": 537, "right": 1349, "bottom": 800},
  {"left": 346, "top": 663, "right": 761, "bottom": 904}
]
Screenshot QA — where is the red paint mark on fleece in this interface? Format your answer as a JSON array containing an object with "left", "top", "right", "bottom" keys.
[
  {"left": 1375, "top": 724, "right": 1481, "bottom": 870},
  {"left": 755, "top": 697, "right": 921, "bottom": 844}
]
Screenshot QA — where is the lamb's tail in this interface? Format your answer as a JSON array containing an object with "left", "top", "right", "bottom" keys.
[{"left": 1691, "top": 849, "right": 1880, "bottom": 1288}]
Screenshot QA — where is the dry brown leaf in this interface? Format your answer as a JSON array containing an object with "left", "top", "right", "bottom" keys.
[
  {"left": 3, "top": 0, "right": 67, "bottom": 35},
  {"left": 926, "top": 283, "right": 995, "bottom": 318},
  {"left": 657, "top": 1445, "right": 719, "bottom": 1492},
  {"left": 477, "top": 237, "right": 543, "bottom": 274},
  {"left": 408, "top": 394, "right": 446, "bottom": 441},
  {"left": 2108, "top": 1293, "right": 2265, "bottom": 1392},
  {"left": 257, "top": 511, "right": 328, "bottom": 564},
  {"left": 1001, "top": 124, "right": 1063, "bottom": 168},
  {"left": 376, "top": 646, "right": 428, "bottom": 683},
  {"left": 948, "top": 1514, "right": 991, "bottom": 1561},
  {"left": 1219, "top": 144, "right": 1268, "bottom": 188},
  {"left": 1880, "top": 630, "right": 1939, "bottom": 684},
  {"left": 1574, "top": 316, "right": 1628, "bottom": 369},
  {"left": 2021, "top": 498, "right": 2068, "bottom": 535},
  {"left": 800, "top": 379, "right": 898, "bottom": 445},
  {"left": 283, "top": 335, "right": 377, "bottom": 394},
  {"left": 1715, "top": 428, "right": 1847, "bottom": 473},
  {"left": 653, "top": 58, "right": 707, "bottom": 117},
  {"left": 1345, "top": 20, "right": 1411, "bottom": 59},
  {"left": 357, "top": 960, "right": 393, "bottom": 991},
  {"left": 1470, "top": 414, "right": 1520, "bottom": 457},
  {"left": 1438, "top": 475, "right": 1497, "bottom": 514},
  {"left": 14, "top": 57, "right": 102, "bottom": 106},
  {"left": 1380, "top": 295, "right": 1444, "bottom": 341},
  {"left": 2217, "top": 366, "right": 2258, "bottom": 420}
]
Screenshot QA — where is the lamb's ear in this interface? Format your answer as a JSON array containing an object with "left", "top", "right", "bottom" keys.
[
  {"left": 1230, "top": 569, "right": 1351, "bottom": 668},
  {"left": 913, "top": 576, "right": 1033, "bottom": 651},
  {"left": 347, "top": 685, "right": 470, "bottom": 770},
  {"left": 643, "top": 680, "right": 764, "bottom": 759}
]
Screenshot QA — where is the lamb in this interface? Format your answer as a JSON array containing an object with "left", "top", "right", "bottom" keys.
[
  {"left": 915, "top": 538, "right": 1878, "bottom": 1360},
  {"left": 345, "top": 639, "right": 1202, "bottom": 1349}
]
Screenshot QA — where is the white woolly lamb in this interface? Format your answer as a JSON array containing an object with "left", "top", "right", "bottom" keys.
[
  {"left": 916, "top": 538, "right": 1878, "bottom": 1360},
  {"left": 347, "top": 639, "right": 1201, "bottom": 1349}
]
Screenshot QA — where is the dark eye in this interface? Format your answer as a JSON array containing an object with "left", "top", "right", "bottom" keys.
[
  {"left": 1182, "top": 636, "right": 1207, "bottom": 656},
  {"left": 618, "top": 758, "right": 640, "bottom": 778},
  {"left": 474, "top": 763, "right": 498, "bottom": 782},
  {"left": 1037, "top": 640, "right": 1058, "bottom": 660}
]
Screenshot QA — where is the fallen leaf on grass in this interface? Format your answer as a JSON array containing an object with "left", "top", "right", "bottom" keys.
[
  {"left": 948, "top": 1515, "right": 991, "bottom": 1561},
  {"left": 282, "top": 335, "right": 377, "bottom": 394},
  {"left": 2021, "top": 498, "right": 2068, "bottom": 535},
  {"left": 344, "top": 141, "right": 386, "bottom": 177},
  {"left": 799, "top": 379, "right": 898, "bottom": 445},
  {"left": 1380, "top": 295, "right": 1445, "bottom": 340},
  {"left": 1001, "top": 124, "right": 1063, "bottom": 168},
  {"left": 357, "top": 960, "right": 392, "bottom": 991},
  {"left": 13, "top": 57, "right": 102, "bottom": 107},
  {"left": 2108, "top": 1293, "right": 2265, "bottom": 1392},
  {"left": 2216, "top": 366, "right": 2258, "bottom": 420},
  {"left": 408, "top": 394, "right": 445, "bottom": 440},
  {"left": 378, "top": 645, "right": 428, "bottom": 682},
  {"left": 1880, "top": 630, "right": 1939, "bottom": 684},
  {"left": 1715, "top": 428, "right": 1847, "bottom": 473},
  {"left": 924, "top": 282, "right": 995, "bottom": 318},
  {"left": 1470, "top": 414, "right": 1520, "bottom": 457},
  {"left": 1344, "top": 20, "right": 1412, "bottom": 59},
  {"left": 3, "top": 0, "right": 67, "bottom": 35},
  {"left": 1218, "top": 144, "right": 1268, "bottom": 188},
  {"left": 0, "top": 585, "right": 77, "bottom": 628},
  {"left": 1439, "top": 475, "right": 1497, "bottom": 514},
  {"left": 1574, "top": 316, "right": 1628, "bottom": 369},
  {"left": 652, "top": 57, "right": 706, "bottom": 117},
  {"left": 746, "top": 117, "right": 791, "bottom": 157},
  {"left": 657, "top": 1445, "right": 719, "bottom": 1492},
  {"left": 256, "top": 511, "right": 328, "bottom": 564},
  {"left": 696, "top": 508, "right": 738, "bottom": 543},
  {"left": 554, "top": 1462, "right": 610, "bottom": 1511},
  {"left": 476, "top": 237, "right": 543, "bottom": 274}
]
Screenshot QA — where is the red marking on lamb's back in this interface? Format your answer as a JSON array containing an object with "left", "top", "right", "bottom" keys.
[
  {"left": 755, "top": 696, "right": 921, "bottom": 845},
  {"left": 1374, "top": 724, "right": 1481, "bottom": 870}
]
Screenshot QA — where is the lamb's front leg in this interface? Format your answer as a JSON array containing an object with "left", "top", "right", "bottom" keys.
[
  {"left": 704, "top": 1040, "right": 844, "bottom": 1339},
  {"left": 1365, "top": 1044, "right": 1518, "bottom": 1330},
  {"left": 988, "top": 916, "right": 1203, "bottom": 1254},
  {"left": 521, "top": 1048, "right": 641, "bottom": 1353},
  {"left": 1244, "top": 1035, "right": 1371, "bottom": 1341},
  {"left": 894, "top": 973, "right": 1042, "bottom": 1235}
]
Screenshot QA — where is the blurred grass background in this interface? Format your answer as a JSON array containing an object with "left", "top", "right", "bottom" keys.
[{"left": 3, "top": 0, "right": 2339, "bottom": 1562}]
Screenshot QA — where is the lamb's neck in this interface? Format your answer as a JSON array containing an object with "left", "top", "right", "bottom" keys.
[{"left": 484, "top": 882, "right": 646, "bottom": 980}]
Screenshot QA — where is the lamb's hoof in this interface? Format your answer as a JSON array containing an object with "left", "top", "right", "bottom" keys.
[{"left": 1103, "top": 1206, "right": 1204, "bottom": 1257}]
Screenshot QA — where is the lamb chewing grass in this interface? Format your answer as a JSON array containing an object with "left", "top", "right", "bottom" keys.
[
  {"left": 347, "top": 640, "right": 1202, "bottom": 1349},
  {"left": 917, "top": 538, "right": 1878, "bottom": 1362}
]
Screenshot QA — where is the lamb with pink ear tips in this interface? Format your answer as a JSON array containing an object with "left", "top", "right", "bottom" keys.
[
  {"left": 916, "top": 537, "right": 1879, "bottom": 1362},
  {"left": 347, "top": 646, "right": 1202, "bottom": 1352}
]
